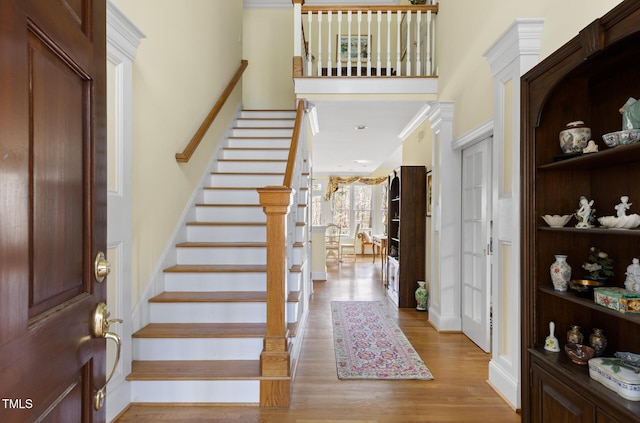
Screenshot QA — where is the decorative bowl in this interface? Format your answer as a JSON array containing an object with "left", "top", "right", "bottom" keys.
[
  {"left": 542, "top": 214, "right": 572, "bottom": 228},
  {"left": 565, "top": 343, "right": 595, "bottom": 365},
  {"left": 598, "top": 214, "right": 640, "bottom": 229},
  {"left": 569, "top": 278, "right": 606, "bottom": 298},
  {"left": 602, "top": 129, "right": 640, "bottom": 147},
  {"left": 559, "top": 121, "right": 591, "bottom": 154}
]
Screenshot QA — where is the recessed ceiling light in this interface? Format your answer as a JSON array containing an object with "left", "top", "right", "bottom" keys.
[
  {"left": 355, "top": 125, "right": 367, "bottom": 130},
  {"left": 353, "top": 159, "right": 371, "bottom": 164}
]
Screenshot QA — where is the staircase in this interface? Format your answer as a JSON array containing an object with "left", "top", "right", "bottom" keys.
[{"left": 127, "top": 109, "right": 309, "bottom": 405}]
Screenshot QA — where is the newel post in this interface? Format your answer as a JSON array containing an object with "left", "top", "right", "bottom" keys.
[{"left": 257, "top": 185, "right": 293, "bottom": 407}]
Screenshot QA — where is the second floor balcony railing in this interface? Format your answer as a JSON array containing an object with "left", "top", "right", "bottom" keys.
[{"left": 293, "top": 2, "right": 439, "bottom": 78}]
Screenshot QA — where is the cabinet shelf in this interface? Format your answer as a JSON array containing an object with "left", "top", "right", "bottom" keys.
[
  {"left": 539, "top": 143, "right": 640, "bottom": 171},
  {"left": 538, "top": 286, "right": 640, "bottom": 325},
  {"left": 538, "top": 226, "right": 640, "bottom": 236}
]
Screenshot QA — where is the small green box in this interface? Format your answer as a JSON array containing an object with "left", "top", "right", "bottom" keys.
[{"left": 593, "top": 287, "right": 640, "bottom": 314}]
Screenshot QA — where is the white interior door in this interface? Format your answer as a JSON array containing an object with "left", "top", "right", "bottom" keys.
[{"left": 461, "top": 138, "right": 492, "bottom": 352}]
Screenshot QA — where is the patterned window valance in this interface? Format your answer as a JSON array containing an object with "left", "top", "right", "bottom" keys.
[{"left": 324, "top": 175, "right": 387, "bottom": 200}]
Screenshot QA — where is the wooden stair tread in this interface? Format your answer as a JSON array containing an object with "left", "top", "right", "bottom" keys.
[
  {"left": 222, "top": 147, "right": 289, "bottom": 150},
  {"left": 133, "top": 322, "right": 297, "bottom": 338},
  {"left": 194, "top": 203, "right": 261, "bottom": 207},
  {"left": 127, "top": 360, "right": 262, "bottom": 381},
  {"left": 217, "top": 159, "right": 287, "bottom": 162},
  {"left": 150, "top": 291, "right": 266, "bottom": 302},
  {"left": 175, "top": 242, "right": 266, "bottom": 248},
  {"left": 185, "top": 221, "right": 265, "bottom": 227},
  {"left": 149, "top": 291, "right": 300, "bottom": 303},
  {"left": 210, "top": 171, "right": 285, "bottom": 175},
  {"left": 163, "top": 264, "right": 267, "bottom": 273}
]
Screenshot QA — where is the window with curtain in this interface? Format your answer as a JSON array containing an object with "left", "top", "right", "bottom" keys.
[{"left": 331, "top": 184, "right": 374, "bottom": 235}]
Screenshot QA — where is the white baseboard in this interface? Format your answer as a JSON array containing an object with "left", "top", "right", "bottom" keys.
[{"left": 488, "top": 359, "right": 520, "bottom": 409}]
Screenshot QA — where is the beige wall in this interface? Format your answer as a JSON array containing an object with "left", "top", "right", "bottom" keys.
[
  {"left": 110, "top": 0, "right": 243, "bottom": 303},
  {"left": 436, "top": 0, "right": 623, "bottom": 138},
  {"left": 243, "top": 9, "right": 296, "bottom": 109}
]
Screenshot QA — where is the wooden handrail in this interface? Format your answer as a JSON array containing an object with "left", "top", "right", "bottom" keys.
[
  {"left": 175, "top": 59, "right": 248, "bottom": 163},
  {"left": 283, "top": 100, "right": 305, "bottom": 188}
]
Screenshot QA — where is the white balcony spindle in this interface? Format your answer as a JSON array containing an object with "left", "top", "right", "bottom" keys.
[
  {"left": 294, "top": 2, "right": 302, "bottom": 57},
  {"left": 307, "top": 12, "right": 313, "bottom": 75},
  {"left": 347, "top": 11, "right": 352, "bottom": 76},
  {"left": 317, "top": 12, "right": 323, "bottom": 77},
  {"left": 327, "top": 11, "right": 332, "bottom": 76},
  {"left": 396, "top": 11, "right": 401, "bottom": 76},
  {"left": 337, "top": 11, "right": 342, "bottom": 76},
  {"left": 356, "top": 11, "right": 362, "bottom": 76},
  {"left": 376, "top": 11, "right": 382, "bottom": 76},
  {"left": 367, "top": 11, "right": 372, "bottom": 76},
  {"left": 427, "top": 10, "right": 433, "bottom": 76},
  {"left": 386, "top": 11, "right": 392, "bottom": 75},
  {"left": 415, "top": 11, "right": 422, "bottom": 76},
  {"left": 406, "top": 11, "right": 411, "bottom": 76}
]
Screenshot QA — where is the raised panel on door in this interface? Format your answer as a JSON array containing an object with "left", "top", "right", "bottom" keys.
[{"left": 0, "top": 0, "right": 107, "bottom": 421}]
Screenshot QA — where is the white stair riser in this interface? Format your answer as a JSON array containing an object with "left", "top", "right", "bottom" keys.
[
  {"left": 195, "top": 206, "right": 265, "bottom": 222},
  {"left": 149, "top": 302, "right": 298, "bottom": 323},
  {"left": 240, "top": 110, "right": 295, "bottom": 119},
  {"left": 209, "top": 173, "right": 283, "bottom": 187},
  {"left": 164, "top": 272, "right": 267, "bottom": 292},
  {"left": 130, "top": 380, "right": 259, "bottom": 403},
  {"left": 203, "top": 189, "right": 260, "bottom": 203},
  {"left": 150, "top": 302, "right": 267, "bottom": 323},
  {"left": 236, "top": 119, "right": 295, "bottom": 128},
  {"left": 288, "top": 272, "right": 302, "bottom": 292},
  {"left": 227, "top": 138, "right": 290, "bottom": 149},
  {"left": 187, "top": 225, "right": 266, "bottom": 242},
  {"left": 133, "top": 338, "right": 263, "bottom": 360},
  {"left": 217, "top": 161, "right": 286, "bottom": 173},
  {"left": 291, "top": 247, "right": 305, "bottom": 266},
  {"left": 221, "top": 149, "right": 289, "bottom": 160},
  {"left": 176, "top": 247, "right": 265, "bottom": 265},
  {"left": 231, "top": 128, "right": 292, "bottom": 138}
]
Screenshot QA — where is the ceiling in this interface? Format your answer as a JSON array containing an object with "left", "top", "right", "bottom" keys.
[{"left": 308, "top": 99, "right": 429, "bottom": 177}]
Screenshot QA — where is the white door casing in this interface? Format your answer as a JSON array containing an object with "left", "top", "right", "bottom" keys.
[{"left": 106, "top": 2, "right": 145, "bottom": 420}]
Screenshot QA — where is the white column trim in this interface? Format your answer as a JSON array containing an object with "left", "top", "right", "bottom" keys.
[{"left": 483, "top": 17, "right": 543, "bottom": 411}]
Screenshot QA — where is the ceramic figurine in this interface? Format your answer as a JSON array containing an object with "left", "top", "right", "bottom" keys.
[
  {"left": 615, "top": 195, "right": 632, "bottom": 217},
  {"left": 625, "top": 258, "right": 640, "bottom": 293},
  {"left": 582, "top": 140, "right": 599, "bottom": 153},
  {"left": 575, "top": 196, "right": 595, "bottom": 228},
  {"left": 544, "top": 321, "right": 560, "bottom": 352},
  {"left": 620, "top": 97, "right": 640, "bottom": 130}
]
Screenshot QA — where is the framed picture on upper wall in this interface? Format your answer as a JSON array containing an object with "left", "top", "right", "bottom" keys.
[
  {"left": 337, "top": 34, "right": 371, "bottom": 62},
  {"left": 426, "top": 170, "right": 432, "bottom": 217}
]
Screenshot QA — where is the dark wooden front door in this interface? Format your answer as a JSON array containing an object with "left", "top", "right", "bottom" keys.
[{"left": 0, "top": 0, "right": 107, "bottom": 422}]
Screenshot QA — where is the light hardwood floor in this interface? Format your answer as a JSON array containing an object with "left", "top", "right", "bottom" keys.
[{"left": 114, "top": 257, "right": 521, "bottom": 422}]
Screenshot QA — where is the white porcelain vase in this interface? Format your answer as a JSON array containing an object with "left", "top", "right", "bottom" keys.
[{"left": 550, "top": 255, "right": 571, "bottom": 292}]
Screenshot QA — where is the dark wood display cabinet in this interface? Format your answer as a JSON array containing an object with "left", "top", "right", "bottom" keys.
[
  {"left": 386, "top": 166, "right": 426, "bottom": 308},
  {"left": 521, "top": 1, "right": 640, "bottom": 422}
]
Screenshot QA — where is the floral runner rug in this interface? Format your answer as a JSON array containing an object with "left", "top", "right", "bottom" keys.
[{"left": 331, "top": 301, "right": 434, "bottom": 380}]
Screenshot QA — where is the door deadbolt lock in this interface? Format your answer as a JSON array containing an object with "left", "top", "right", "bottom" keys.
[{"left": 94, "top": 251, "right": 111, "bottom": 283}]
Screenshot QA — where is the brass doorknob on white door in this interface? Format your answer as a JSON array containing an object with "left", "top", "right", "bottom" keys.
[{"left": 94, "top": 251, "right": 111, "bottom": 282}]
